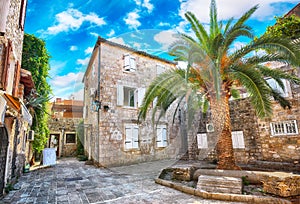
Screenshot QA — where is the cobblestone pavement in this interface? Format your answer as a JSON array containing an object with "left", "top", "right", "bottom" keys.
[{"left": 1, "top": 158, "right": 242, "bottom": 204}]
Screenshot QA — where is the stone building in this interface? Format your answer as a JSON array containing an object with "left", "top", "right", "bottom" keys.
[
  {"left": 190, "top": 62, "right": 300, "bottom": 170},
  {"left": 0, "top": 0, "right": 33, "bottom": 197},
  {"left": 82, "top": 37, "right": 184, "bottom": 167},
  {"left": 48, "top": 98, "right": 83, "bottom": 157}
]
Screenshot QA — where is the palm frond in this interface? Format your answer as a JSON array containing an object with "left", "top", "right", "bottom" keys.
[
  {"left": 229, "top": 65, "right": 272, "bottom": 117},
  {"left": 185, "top": 12, "right": 209, "bottom": 48},
  {"left": 230, "top": 36, "right": 300, "bottom": 66}
]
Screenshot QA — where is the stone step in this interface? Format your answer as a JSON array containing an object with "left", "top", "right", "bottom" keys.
[{"left": 197, "top": 175, "right": 242, "bottom": 194}]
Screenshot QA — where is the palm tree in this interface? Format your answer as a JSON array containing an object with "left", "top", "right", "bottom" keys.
[{"left": 139, "top": 0, "right": 300, "bottom": 170}]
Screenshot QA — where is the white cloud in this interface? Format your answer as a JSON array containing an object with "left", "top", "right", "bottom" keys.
[
  {"left": 158, "top": 22, "right": 171, "bottom": 27},
  {"left": 89, "top": 32, "right": 99, "bottom": 37},
  {"left": 49, "top": 60, "right": 67, "bottom": 77},
  {"left": 68, "top": 88, "right": 84, "bottom": 100},
  {"left": 85, "top": 47, "right": 94, "bottom": 55},
  {"left": 110, "top": 37, "right": 127, "bottom": 46},
  {"left": 124, "top": 10, "right": 141, "bottom": 29},
  {"left": 70, "top": 45, "right": 78, "bottom": 51},
  {"left": 133, "top": 42, "right": 141, "bottom": 49},
  {"left": 107, "top": 29, "right": 115, "bottom": 37},
  {"left": 50, "top": 72, "right": 84, "bottom": 87},
  {"left": 178, "top": 0, "right": 299, "bottom": 23},
  {"left": 133, "top": 0, "right": 154, "bottom": 13},
  {"left": 49, "top": 71, "right": 85, "bottom": 99},
  {"left": 77, "top": 57, "right": 90, "bottom": 66},
  {"left": 134, "top": 0, "right": 142, "bottom": 6},
  {"left": 44, "top": 8, "right": 106, "bottom": 35},
  {"left": 154, "top": 30, "right": 178, "bottom": 50},
  {"left": 143, "top": 0, "right": 154, "bottom": 13}
]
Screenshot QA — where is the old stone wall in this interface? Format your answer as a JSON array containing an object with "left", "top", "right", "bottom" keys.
[
  {"left": 48, "top": 118, "right": 81, "bottom": 157},
  {"left": 5, "top": 0, "right": 25, "bottom": 62},
  {"left": 192, "top": 93, "right": 300, "bottom": 165},
  {"left": 84, "top": 42, "right": 183, "bottom": 167},
  {"left": 257, "top": 98, "right": 300, "bottom": 163}
]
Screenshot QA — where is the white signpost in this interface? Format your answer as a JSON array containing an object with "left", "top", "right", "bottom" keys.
[{"left": 43, "top": 148, "right": 56, "bottom": 166}]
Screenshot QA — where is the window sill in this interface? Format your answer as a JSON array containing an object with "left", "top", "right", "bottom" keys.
[
  {"left": 123, "top": 149, "right": 141, "bottom": 153},
  {"left": 270, "top": 134, "right": 298, "bottom": 137},
  {"left": 123, "top": 70, "right": 136, "bottom": 74},
  {"left": 155, "top": 146, "right": 168, "bottom": 150},
  {"left": 121, "top": 106, "right": 138, "bottom": 110}
]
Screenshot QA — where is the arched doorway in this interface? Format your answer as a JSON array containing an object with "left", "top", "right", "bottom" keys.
[{"left": 0, "top": 127, "right": 9, "bottom": 197}]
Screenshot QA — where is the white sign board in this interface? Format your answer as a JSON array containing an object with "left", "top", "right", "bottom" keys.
[{"left": 43, "top": 148, "right": 56, "bottom": 166}]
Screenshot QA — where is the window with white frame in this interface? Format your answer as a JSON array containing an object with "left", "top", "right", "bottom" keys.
[
  {"left": 124, "top": 124, "right": 139, "bottom": 149},
  {"left": 197, "top": 133, "right": 208, "bottom": 149},
  {"left": 156, "top": 125, "right": 168, "bottom": 147},
  {"left": 124, "top": 54, "right": 136, "bottom": 72},
  {"left": 117, "top": 85, "right": 145, "bottom": 107},
  {"left": 270, "top": 120, "right": 298, "bottom": 136},
  {"left": 266, "top": 78, "right": 291, "bottom": 98},
  {"left": 231, "top": 131, "right": 245, "bottom": 148},
  {"left": 156, "top": 64, "right": 166, "bottom": 75}
]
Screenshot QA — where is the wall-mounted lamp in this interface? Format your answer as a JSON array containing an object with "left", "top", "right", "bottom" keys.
[{"left": 92, "top": 100, "right": 101, "bottom": 112}]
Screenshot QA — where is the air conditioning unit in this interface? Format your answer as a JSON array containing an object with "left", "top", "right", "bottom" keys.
[
  {"left": 90, "top": 88, "right": 96, "bottom": 97},
  {"left": 206, "top": 123, "right": 214, "bottom": 133},
  {"left": 27, "top": 130, "right": 34, "bottom": 141}
]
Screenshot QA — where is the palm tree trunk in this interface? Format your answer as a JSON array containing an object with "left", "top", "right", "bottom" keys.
[{"left": 210, "top": 94, "right": 241, "bottom": 170}]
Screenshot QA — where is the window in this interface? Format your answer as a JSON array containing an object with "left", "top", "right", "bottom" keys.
[
  {"left": 66, "top": 133, "right": 76, "bottom": 144},
  {"left": 117, "top": 85, "right": 145, "bottom": 107},
  {"left": 270, "top": 120, "right": 298, "bottom": 136},
  {"left": 156, "top": 64, "right": 166, "bottom": 75},
  {"left": 197, "top": 133, "right": 208, "bottom": 149},
  {"left": 156, "top": 125, "right": 167, "bottom": 147},
  {"left": 124, "top": 54, "right": 136, "bottom": 72},
  {"left": 266, "top": 78, "right": 291, "bottom": 98},
  {"left": 231, "top": 131, "right": 245, "bottom": 149},
  {"left": 124, "top": 124, "right": 139, "bottom": 149}
]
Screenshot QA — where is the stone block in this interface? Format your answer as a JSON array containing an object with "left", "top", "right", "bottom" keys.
[
  {"left": 197, "top": 175, "right": 242, "bottom": 194},
  {"left": 261, "top": 173, "right": 300, "bottom": 197},
  {"left": 171, "top": 166, "right": 196, "bottom": 181}
]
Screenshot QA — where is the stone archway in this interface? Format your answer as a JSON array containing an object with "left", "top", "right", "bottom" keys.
[{"left": 0, "top": 127, "right": 9, "bottom": 197}]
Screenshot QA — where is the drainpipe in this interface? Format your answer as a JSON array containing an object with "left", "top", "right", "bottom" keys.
[{"left": 97, "top": 42, "right": 101, "bottom": 165}]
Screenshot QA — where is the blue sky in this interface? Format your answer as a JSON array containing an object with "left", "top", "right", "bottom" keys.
[{"left": 24, "top": 0, "right": 299, "bottom": 100}]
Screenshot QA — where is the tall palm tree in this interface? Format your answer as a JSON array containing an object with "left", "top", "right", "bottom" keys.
[{"left": 139, "top": 0, "right": 300, "bottom": 170}]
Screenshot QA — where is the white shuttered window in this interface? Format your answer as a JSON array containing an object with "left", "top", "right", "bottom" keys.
[
  {"left": 124, "top": 124, "right": 139, "bottom": 149},
  {"left": 124, "top": 54, "right": 136, "bottom": 72},
  {"left": 231, "top": 131, "right": 245, "bottom": 149},
  {"left": 156, "top": 125, "right": 167, "bottom": 147},
  {"left": 197, "top": 133, "right": 208, "bottom": 149}
]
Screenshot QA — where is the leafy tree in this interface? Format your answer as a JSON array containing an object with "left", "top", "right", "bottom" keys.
[
  {"left": 139, "top": 0, "right": 300, "bottom": 169},
  {"left": 76, "top": 120, "right": 85, "bottom": 156},
  {"left": 22, "top": 33, "right": 52, "bottom": 153},
  {"left": 265, "top": 14, "right": 300, "bottom": 40}
]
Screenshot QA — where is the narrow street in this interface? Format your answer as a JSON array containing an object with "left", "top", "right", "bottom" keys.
[{"left": 0, "top": 158, "right": 241, "bottom": 204}]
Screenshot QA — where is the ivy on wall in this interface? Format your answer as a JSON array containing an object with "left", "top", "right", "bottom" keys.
[{"left": 22, "top": 33, "right": 52, "bottom": 153}]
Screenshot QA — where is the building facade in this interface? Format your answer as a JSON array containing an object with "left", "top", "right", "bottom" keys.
[
  {"left": 83, "top": 37, "right": 185, "bottom": 167},
  {"left": 0, "top": 0, "right": 32, "bottom": 197},
  {"left": 48, "top": 98, "right": 83, "bottom": 157},
  {"left": 192, "top": 63, "right": 300, "bottom": 170}
]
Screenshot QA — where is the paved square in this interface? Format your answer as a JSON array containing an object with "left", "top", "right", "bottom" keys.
[{"left": 1, "top": 158, "right": 241, "bottom": 204}]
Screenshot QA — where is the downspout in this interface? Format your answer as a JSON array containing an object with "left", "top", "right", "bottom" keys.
[{"left": 97, "top": 42, "right": 101, "bottom": 165}]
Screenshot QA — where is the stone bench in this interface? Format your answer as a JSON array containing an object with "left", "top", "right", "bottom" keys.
[
  {"left": 193, "top": 169, "right": 300, "bottom": 197},
  {"left": 197, "top": 175, "right": 242, "bottom": 194},
  {"left": 259, "top": 172, "right": 300, "bottom": 197}
]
